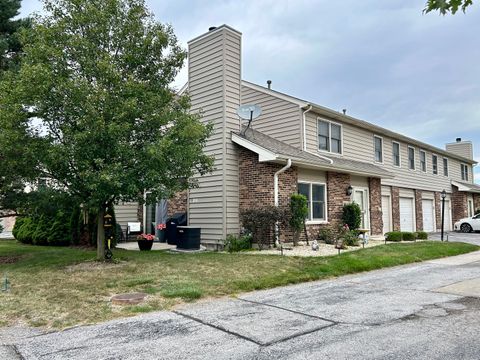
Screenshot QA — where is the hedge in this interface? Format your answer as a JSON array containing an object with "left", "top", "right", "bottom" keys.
[
  {"left": 385, "top": 231, "right": 429, "bottom": 242},
  {"left": 385, "top": 231, "right": 402, "bottom": 242}
]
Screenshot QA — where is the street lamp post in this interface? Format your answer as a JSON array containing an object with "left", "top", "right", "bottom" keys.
[{"left": 441, "top": 189, "right": 446, "bottom": 241}]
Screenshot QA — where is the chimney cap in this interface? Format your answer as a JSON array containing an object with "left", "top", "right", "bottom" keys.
[
  {"left": 208, "top": 26, "right": 217, "bottom": 31},
  {"left": 456, "top": 137, "right": 462, "bottom": 142}
]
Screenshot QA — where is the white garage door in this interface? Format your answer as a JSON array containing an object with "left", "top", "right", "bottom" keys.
[
  {"left": 422, "top": 199, "right": 435, "bottom": 232},
  {"left": 400, "top": 197, "right": 415, "bottom": 232},
  {"left": 382, "top": 195, "right": 391, "bottom": 234}
]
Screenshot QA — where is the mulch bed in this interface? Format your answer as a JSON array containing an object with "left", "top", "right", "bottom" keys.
[{"left": 0, "top": 255, "right": 23, "bottom": 264}]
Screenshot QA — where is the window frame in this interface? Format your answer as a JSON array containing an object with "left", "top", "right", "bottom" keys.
[
  {"left": 373, "top": 135, "right": 383, "bottom": 164},
  {"left": 461, "top": 163, "right": 469, "bottom": 181},
  {"left": 297, "top": 181, "right": 328, "bottom": 223},
  {"left": 432, "top": 154, "right": 438, "bottom": 175},
  {"left": 316, "top": 117, "right": 343, "bottom": 155},
  {"left": 392, "top": 141, "right": 401, "bottom": 167},
  {"left": 443, "top": 158, "right": 449, "bottom": 177},
  {"left": 419, "top": 150, "right": 427, "bottom": 173},
  {"left": 408, "top": 146, "right": 416, "bottom": 170}
]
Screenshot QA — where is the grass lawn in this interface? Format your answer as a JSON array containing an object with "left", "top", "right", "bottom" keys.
[{"left": 0, "top": 240, "right": 478, "bottom": 329}]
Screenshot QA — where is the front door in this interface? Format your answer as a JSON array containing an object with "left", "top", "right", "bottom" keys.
[
  {"left": 353, "top": 188, "right": 369, "bottom": 230},
  {"left": 382, "top": 195, "right": 391, "bottom": 234}
]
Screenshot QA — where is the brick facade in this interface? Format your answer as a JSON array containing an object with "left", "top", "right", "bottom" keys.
[
  {"left": 414, "top": 189, "right": 423, "bottom": 231},
  {"left": 167, "top": 191, "right": 188, "bottom": 218},
  {"left": 368, "top": 178, "right": 383, "bottom": 235},
  {"left": 451, "top": 186, "right": 468, "bottom": 224},
  {"left": 474, "top": 194, "right": 480, "bottom": 214},
  {"left": 391, "top": 186, "right": 401, "bottom": 231},
  {"left": 434, "top": 191, "right": 441, "bottom": 232}
]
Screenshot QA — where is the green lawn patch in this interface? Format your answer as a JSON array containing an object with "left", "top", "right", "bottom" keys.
[{"left": 0, "top": 240, "right": 477, "bottom": 329}]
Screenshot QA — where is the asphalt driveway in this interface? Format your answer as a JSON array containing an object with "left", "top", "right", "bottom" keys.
[{"left": 2, "top": 237, "right": 480, "bottom": 359}]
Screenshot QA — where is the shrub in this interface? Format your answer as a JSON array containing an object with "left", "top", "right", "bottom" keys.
[
  {"left": 16, "top": 217, "right": 35, "bottom": 244},
  {"left": 385, "top": 231, "right": 402, "bottom": 242},
  {"left": 343, "top": 230, "right": 360, "bottom": 246},
  {"left": 12, "top": 217, "right": 25, "bottom": 239},
  {"left": 289, "top": 194, "right": 308, "bottom": 246},
  {"left": 241, "top": 206, "right": 289, "bottom": 250},
  {"left": 317, "top": 228, "right": 335, "bottom": 244},
  {"left": 48, "top": 211, "right": 71, "bottom": 246},
  {"left": 32, "top": 215, "right": 53, "bottom": 245},
  {"left": 416, "top": 231, "right": 428, "bottom": 240},
  {"left": 223, "top": 234, "right": 252, "bottom": 252},
  {"left": 402, "top": 232, "right": 416, "bottom": 241},
  {"left": 342, "top": 203, "right": 362, "bottom": 231}
]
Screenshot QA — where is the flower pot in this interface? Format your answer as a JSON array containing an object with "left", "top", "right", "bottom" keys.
[{"left": 137, "top": 239, "right": 153, "bottom": 251}]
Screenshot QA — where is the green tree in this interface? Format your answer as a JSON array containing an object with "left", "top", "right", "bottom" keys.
[
  {"left": 424, "top": 0, "right": 473, "bottom": 14},
  {"left": 0, "top": 0, "right": 31, "bottom": 71},
  {"left": 0, "top": 0, "right": 213, "bottom": 259}
]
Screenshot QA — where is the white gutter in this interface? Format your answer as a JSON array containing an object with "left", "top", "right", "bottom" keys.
[
  {"left": 274, "top": 159, "right": 292, "bottom": 206},
  {"left": 302, "top": 104, "right": 312, "bottom": 151}
]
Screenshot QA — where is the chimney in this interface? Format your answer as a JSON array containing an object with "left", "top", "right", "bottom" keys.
[
  {"left": 187, "top": 25, "right": 242, "bottom": 246},
  {"left": 445, "top": 138, "right": 473, "bottom": 160}
]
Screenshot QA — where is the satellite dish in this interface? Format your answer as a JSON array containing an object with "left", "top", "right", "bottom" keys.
[{"left": 236, "top": 104, "right": 262, "bottom": 121}]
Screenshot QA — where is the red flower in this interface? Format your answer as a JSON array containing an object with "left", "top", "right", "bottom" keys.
[
  {"left": 137, "top": 233, "right": 155, "bottom": 241},
  {"left": 156, "top": 223, "right": 166, "bottom": 230}
]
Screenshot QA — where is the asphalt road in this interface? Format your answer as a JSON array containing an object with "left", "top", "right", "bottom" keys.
[{"left": 2, "top": 233, "right": 480, "bottom": 359}]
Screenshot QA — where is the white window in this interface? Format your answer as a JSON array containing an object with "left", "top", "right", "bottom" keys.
[
  {"left": 443, "top": 158, "right": 448, "bottom": 177},
  {"left": 298, "top": 182, "right": 326, "bottom": 221},
  {"left": 408, "top": 146, "right": 415, "bottom": 170},
  {"left": 461, "top": 164, "right": 469, "bottom": 181},
  {"left": 374, "top": 136, "right": 383, "bottom": 163},
  {"left": 420, "top": 150, "right": 426, "bottom": 172},
  {"left": 317, "top": 119, "right": 342, "bottom": 154},
  {"left": 432, "top": 154, "right": 438, "bottom": 175},
  {"left": 392, "top": 142, "right": 400, "bottom": 167}
]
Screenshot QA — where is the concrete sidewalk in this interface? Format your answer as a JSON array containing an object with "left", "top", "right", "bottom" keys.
[{"left": 2, "top": 250, "right": 480, "bottom": 359}]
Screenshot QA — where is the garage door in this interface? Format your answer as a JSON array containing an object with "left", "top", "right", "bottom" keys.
[
  {"left": 382, "top": 195, "right": 391, "bottom": 234},
  {"left": 400, "top": 197, "right": 415, "bottom": 232},
  {"left": 422, "top": 199, "right": 435, "bottom": 232}
]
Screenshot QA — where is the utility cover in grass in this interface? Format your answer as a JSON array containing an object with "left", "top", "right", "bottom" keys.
[{"left": 111, "top": 293, "right": 147, "bottom": 305}]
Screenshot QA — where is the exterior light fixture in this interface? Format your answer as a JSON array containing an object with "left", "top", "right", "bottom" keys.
[
  {"left": 441, "top": 189, "right": 447, "bottom": 241},
  {"left": 346, "top": 185, "right": 353, "bottom": 196}
]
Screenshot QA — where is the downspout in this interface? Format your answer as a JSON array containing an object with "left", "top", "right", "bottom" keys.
[
  {"left": 274, "top": 159, "right": 292, "bottom": 246},
  {"left": 302, "top": 104, "right": 334, "bottom": 165}
]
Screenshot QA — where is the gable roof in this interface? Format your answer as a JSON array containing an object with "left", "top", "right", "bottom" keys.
[
  {"left": 242, "top": 81, "right": 477, "bottom": 165},
  {"left": 232, "top": 127, "right": 394, "bottom": 179}
]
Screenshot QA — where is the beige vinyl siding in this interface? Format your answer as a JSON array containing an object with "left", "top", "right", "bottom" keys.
[
  {"left": 304, "top": 110, "right": 470, "bottom": 192},
  {"left": 298, "top": 168, "right": 326, "bottom": 183},
  {"left": 446, "top": 142, "right": 473, "bottom": 160},
  {"left": 241, "top": 85, "right": 302, "bottom": 147},
  {"left": 187, "top": 26, "right": 241, "bottom": 245},
  {"left": 114, "top": 203, "right": 138, "bottom": 231}
]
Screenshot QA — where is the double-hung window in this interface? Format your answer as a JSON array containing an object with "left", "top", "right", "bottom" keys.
[
  {"left": 443, "top": 158, "right": 448, "bottom": 177},
  {"left": 408, "top": 146, "right": 415, "bottom": 170},
  {"left": 298, "top": 182, "right": 326, "bottom": 221},
  {"left": 318, "top": 119, "right": 342, "bottom": 154},
  {"left": 432, "top": 154, "right": 438, "bottom": 175},
  {"left": 420, "top": 150, "right": 426, "bottom": 172},
  {"left": 374, "top": 136, "right": 383, "bottom": 163},
  {"left": 392, "top": 142, "right": 400, "bottom": 166},
  {"left": 461, "top": 164, "right": 469, "bottom": 181}
]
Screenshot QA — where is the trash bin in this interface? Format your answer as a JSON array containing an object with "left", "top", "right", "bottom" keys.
[
  {"left": 166, "top": 212, "right": 187, "bottom": 245},
  {"left": 176, "top": 226, "right": 201, "bottom": 250}
]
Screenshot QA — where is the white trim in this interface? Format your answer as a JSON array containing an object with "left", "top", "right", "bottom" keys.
[
  {"left": 460, "top": 163, "right": 469, "bottom": 181},
  {"left": 408, "top": 146, "right": 416, "bottom": 171},
  {"left": 392, "top": 141, "right": 401, "bottom": 167},
  {"left": 381, "top": 194, "right": 393, "bottom": 234},
  {"left": 316, "top": 117, "right": 343, "bottom": 155},
  {"left": 419, "top": 149, "right": 427, "bottom": 173},
  {"left": 351, "top": 187, "right": 370, "bottom": 231},
  {"left": 231, "top": 133, "right": 277, "bottom": 161},
  {"left": 443, "top": 157, "right": 449, "bottom": 177},
  {"left": 298, "top": 181, "right": 328, "bottom": 222},
  {"left": 432, "top": 153, "right": 439, "bottom": 175},
  {"left": 373, "top": 135, "right": 384, "bottom": 164},
  {"left": 241, "top": 81, "right": 307, "bottom": 107}
]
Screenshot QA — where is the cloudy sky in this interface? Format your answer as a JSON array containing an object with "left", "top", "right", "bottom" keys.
[{"left": 20, "top": 0, "right": 480, "bottom": 183}]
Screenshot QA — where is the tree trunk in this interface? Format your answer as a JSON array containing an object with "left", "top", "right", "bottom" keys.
[{"left": 96, "top": 207, "right": 105, "bottom": 260}]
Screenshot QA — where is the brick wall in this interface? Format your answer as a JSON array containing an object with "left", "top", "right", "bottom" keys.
[
  {"left": 391, "top": 186, "right": 400, "bottom": 231},
  {"left": 434, "top": 191, "right": 441, "bottom": 231},
  {"left": 368, "top": 178, "right": 383, "bottom": 235},
  {"left": 414, "top": 189, "right": 423, "bottom": 231},
  {"left": 167, "top": 191, "right": 188, "bottom": 218},
  {"left": 451, "top": 186, "right": 467, "bottom": 224},
  {"left": 474, "top": 194, "right": 480, "bottom": 213},
  {"left": 326, "top": 172, "right": 351, "bottom": 230}
]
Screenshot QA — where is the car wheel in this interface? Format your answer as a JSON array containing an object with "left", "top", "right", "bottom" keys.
[{"left": 460, "top": 223, "right": 472, "bottom": 233}]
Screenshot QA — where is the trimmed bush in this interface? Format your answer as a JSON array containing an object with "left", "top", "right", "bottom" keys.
[
  {"left": 223, "top": 234, "right": 252, "bottom": 253},
  {"left": 16, "top": 217, "right": 35, "bottom": 244},
  {"left": 416, "top": 231, "right": 428, "bottom": 240},
  {"left": 402, "top": 232, "right": 416, "bottom": 241},
  {"left": 342, "top": 202, "right": 362, "bottom": 231},
  {"left": 318, "top": 228, "right": 335, "bottom": 244},
  {"left": 385, "top": 231, "right": 402, "bottom": 242}
]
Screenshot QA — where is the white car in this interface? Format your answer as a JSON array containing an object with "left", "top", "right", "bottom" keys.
[{"left": 454, "top": 213, "right": 480, "bottom": 233}]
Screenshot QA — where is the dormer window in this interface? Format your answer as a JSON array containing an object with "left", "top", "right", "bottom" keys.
[{"left": 318, "top": 119, "right": 342, "bottom": 154}]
